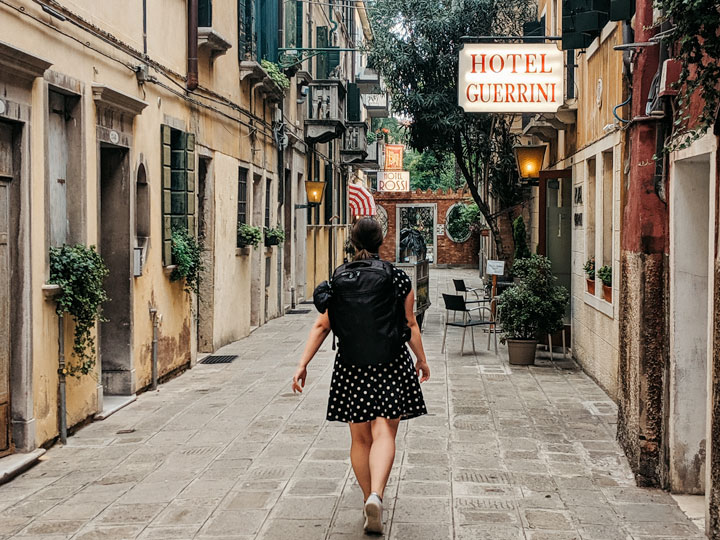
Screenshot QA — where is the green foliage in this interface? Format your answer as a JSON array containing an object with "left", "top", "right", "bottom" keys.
[
  {"left": 170, "top": 227, "right": 203, "bottom": 294},
  {"left": 49, "top": 244, "right": 109, "bottom": 377},
  {"left": 446, "top": 203, "right": 475, "bottom": 242},
  {"left": 406, "top": 150, "right": 460, "bottom": 191},
  {"left": 367, "top": 0, "right": 535, "bottom": 259},
  {"left": 264, "top": 226, "right": 286, "bottom": 245},
  {"left": 597, "top": 265, "right": 612, "bottom": 287},
  {"left": 370, "top": 117, "right": 407, "bottom": 144},
  {"left": 497, "top": 255, "right": 569, "bottom": 340},
  {"left": 583, "top": 257, "right": 595, "bottom": 279},
  {"left": 512, "top": 216, "right": 531, "bottom": 261},
  {"left": 261, "top": 60, "right": 290, "bottom": 91},
  {"left": 655, "top": 0, "right": 720, "bottom": 151},
  {"left": 237, "top": 223, "right": 262, "bottom": 248}
]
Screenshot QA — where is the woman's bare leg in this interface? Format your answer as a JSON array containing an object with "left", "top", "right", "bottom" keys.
[
  {"left": 348, "top": 422, "right": 373, "bottom": 500},
  {"left": 369, "top": 417, "right": 401, "bottom": 499}
]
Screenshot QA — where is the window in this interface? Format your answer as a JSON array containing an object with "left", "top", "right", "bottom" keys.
[
  {"left": 239, "top": 0, "right": 279, "bottom": 62},
  {"left": 199, "top": 0, "right": 212, "bottom": 27},
  {"left": 161, "top": 125, "right": 196, "bottom": 265},
  {"left": 585, "top": 157, "right": 596, "bottom": 267},
  {"left": 601, "top": 151, "right": 613, "bottom": 267},
  {"left": 265, "top": 179, "right": 271, "bottom": 229},
  {"left": 136, "top": 163, "right": 150, "bottom": 239},
  {"left": 325, "top": 162, "right": 334, "bottom": 224},
  {"left": 237, "top": 167, "right": 247, "bottom": 247}
]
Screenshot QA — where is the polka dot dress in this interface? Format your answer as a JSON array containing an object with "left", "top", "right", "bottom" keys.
[{"left": 326, "top": 266, "right": 428, "bottom": 423}]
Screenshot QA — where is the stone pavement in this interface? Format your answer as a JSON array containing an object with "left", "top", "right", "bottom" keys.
[{"left": 0, "top": 269, "right": 705, "bottom": 540}]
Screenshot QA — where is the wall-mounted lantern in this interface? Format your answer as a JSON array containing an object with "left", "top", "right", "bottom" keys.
[
  {"left": 513, "top": 144, "right": 547, "bottom": 182},
  {"left": 295, "top": 180, "right": 326, "bottom": 209}
]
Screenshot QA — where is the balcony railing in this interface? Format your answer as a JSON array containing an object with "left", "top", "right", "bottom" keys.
[
  {"left": 304, "top": 80, "right": 347, "bottom": 144},
  {"left": 362, "top": 92, "right": 390, "bottom": 118}
]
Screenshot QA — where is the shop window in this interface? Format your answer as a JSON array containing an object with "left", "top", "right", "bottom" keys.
[{"left": 161, "top": 125, "right": 196, "bottom": 266}]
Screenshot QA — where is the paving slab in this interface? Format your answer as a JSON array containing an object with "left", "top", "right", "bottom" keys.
[{"left": 0, "top": 269, "right": 706, "bottom": 539}]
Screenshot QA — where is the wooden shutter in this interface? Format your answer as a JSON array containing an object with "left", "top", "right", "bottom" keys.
[
  {"left": 316, "top": 26, "right": 328, "bottom": 79},
  {"left": 296, "top": 0, "right": 303, "bottom": 48},
  {"left": 238, "top": 0, "right": 247, "bottom": 59},
  {"left": 285, "top": 0, "right": 297, "bottom": 47},
  {"left": 257, "top": 0, "right": 278, "bottom": 62},
  {"left": 161, "top": 126, "right": 195, "bottom": 266}
]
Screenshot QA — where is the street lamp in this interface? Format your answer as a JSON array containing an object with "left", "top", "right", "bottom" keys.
[
  {"left": 295, "top": 180, "right": 327, "bottom": 209},
  {"left": 513, "top": 144, "right": 547, "bottom": 182}
]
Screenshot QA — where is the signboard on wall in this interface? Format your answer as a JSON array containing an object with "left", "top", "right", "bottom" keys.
[
  {"left": 458, "top": 43, "right": 564, "bottom": 113},
  {"left": 378, "top": 171, "right": 410, "bottom": 192},
  {"left": 384, "top": 144, "right": 405, "bottom": 170}
]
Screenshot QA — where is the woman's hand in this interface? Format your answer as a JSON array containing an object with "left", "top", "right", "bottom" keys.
[
  {"left": 292, "top": 366, "right": 307, "bottom": 394},
  {"left": 415, "top": 359, "right": 430, "bottom": 383}
]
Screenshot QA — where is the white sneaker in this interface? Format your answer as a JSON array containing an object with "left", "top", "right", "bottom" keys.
[{"left": 363, "top": 492, "right": 383, "bottom": 534}]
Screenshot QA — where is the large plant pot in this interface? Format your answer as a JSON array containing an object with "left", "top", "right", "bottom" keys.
[
  {"left": 602, "top": 284, "right": 612, "bottom": 302},
  {"left": 586, "top": 278, "right": 595, "bottom": 295},
  {"left": 507, "top": 339, "right": 538, "bottom": 365}
]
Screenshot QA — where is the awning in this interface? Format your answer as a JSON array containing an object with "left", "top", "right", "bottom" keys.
[{"left": 349, "top": 183, "right": 376, "bottom": 217}]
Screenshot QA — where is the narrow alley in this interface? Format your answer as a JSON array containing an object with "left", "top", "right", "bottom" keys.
[{"left": 0, "top": 270, "right": 703, "bottom": 540}]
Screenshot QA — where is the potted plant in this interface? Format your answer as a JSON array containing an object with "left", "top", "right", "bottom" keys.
[
  {"left": 264, "top": 226, "right": 286, "bottom": 247},
  {"left": 584, "top": 257, "right": 596, "bottom": 295},
  {"left": 598, "top": 265, "right": 612, "bottom": 302},
  {"left": 497, "top": 255, "right": 569, "bottom": 365},
  {"left": 237, "top": 223, "right": 262, "bottom": 250}
]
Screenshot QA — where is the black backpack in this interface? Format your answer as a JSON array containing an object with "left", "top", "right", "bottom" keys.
[{"left": 327, "top": 259, "right": 406, "bottom": 367}]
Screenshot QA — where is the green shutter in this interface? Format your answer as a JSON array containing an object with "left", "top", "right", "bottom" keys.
[
  {"left": 296, "top": 0, "right": 303, "bottom": 48},
  {"left": 162, "top": 126, "right": 195, "bottom": 266},
  {"left": 238, "top": 0, "right": 247, "bottom": 59},
  {"left": 257, "top": 0, "right": 279, "bottom": 62},
  {"left": 347, "top": 83, "right": 361, "bottom": 122},
  {"left": 199, "top": 0, "right": 212, "bottom": 27},
  {"left": 161, "top": 125, "right": 172, "bottom": 265},
  {"left": 609, "top": 0, "right": 634, "bottom": 20},
  {"left": 316, "top": 26, "right": 328, "bottom": 79},
  {"left": 328, "top": 47, "right": 340, "bottom": 75},
  {"left": 285, "top": 0, "right": 296, "bottom": 47}
]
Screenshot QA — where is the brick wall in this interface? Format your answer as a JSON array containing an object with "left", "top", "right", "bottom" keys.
[{"left": 374, "top": 188, "right": 479, "bottom": 266}]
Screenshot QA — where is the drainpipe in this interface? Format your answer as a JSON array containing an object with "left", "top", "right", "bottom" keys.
[
  {"left": 57, "top": 312, "right": 67, "bottom": 445},
  {"left": 187, "top": 0, "right": 199, "bottom": 90},
  {"left": 142, "top": 0, "right": 148, "bottom": 56},
  {"left": 149, "top": 307, "right": 160, "bottom": 390}
]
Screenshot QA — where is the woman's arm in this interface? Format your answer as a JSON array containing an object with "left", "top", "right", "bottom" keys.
[
  {"left": 292, "top": 311, "right": 331, "bottom": 393},
  {"left": 404, "top": 290, "right": 430, "bottom": 382}
]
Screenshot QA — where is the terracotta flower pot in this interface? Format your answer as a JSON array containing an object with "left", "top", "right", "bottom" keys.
[
  {"left": 507, "top": 339, "right": 538, "bottom": 366},
  {"left": 602, "top": 284, "right": 612, "bottom": 302},
  {"left": 586, "top": 278, "right": 595, "bottom": 295}
]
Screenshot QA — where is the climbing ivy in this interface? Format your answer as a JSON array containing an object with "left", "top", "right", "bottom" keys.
[
  {"left": 170, "top": 227, "right": 203, "bottom": 294},
  {"left": 49, "top": 244, "right": 109, "bottom": 377},
  {"left": 656, "top": 0, "right": 720, "bottom": 150}
]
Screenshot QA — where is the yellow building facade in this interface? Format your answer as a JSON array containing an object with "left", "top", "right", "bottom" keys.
[{"left": 0, "top": 0, "right": 383, "bottom": 457}]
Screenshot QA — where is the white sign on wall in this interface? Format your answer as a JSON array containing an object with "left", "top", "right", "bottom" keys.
[
  {"left": 436, "top": 224, "right": 445, "bottom": 236},
  {"left": 458, "top": 43, "right": 564, "bottom": 113},
  {"left": 378, "top": 170, "right": 410, "bottom": 192},
  {"left": 486, "top": 260, "right": 506, "bottom": 276}
]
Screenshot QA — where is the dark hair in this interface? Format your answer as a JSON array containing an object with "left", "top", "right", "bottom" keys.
[{"left": 351, "top": 217, "right": 383, "bottom": 260}]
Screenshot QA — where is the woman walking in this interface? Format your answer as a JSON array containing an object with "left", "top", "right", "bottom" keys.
[{"left": 292, "top": 218, "right": 430, "bottom": 535}]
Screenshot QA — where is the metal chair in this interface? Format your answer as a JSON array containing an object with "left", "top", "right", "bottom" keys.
[
  {"left": 441, "top": 294, "right": 498, "bottom": 355},
  {"left": 452, "top": 279, "right": 485, "bottom": 303}
]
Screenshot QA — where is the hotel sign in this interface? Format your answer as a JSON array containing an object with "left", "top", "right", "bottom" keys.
[
  {"left": 458, "top": 43, "right": 564, "bottom": 113},
  {"left": 378, "top": 171, "right": 410, "bottom": 192},
  {"left": 384, "top": 144, "right": 404, "bottom": 170}
]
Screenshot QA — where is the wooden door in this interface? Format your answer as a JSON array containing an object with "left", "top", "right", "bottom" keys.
[{"left": 0, "top": 122, "right": 13, "bottom": 456}]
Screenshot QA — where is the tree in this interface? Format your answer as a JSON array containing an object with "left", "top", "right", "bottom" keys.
[
  {"left": 405, "top": 150, "right": 460, "bottom": 191},
  {"left": 367, "top": 0, "right": 535, "bottom": 260}
]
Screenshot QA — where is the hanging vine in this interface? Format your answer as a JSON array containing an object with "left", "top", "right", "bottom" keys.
[
  {"left": 656, "top": 0, "right": 720, "bottom": 150},
  {"left": 49, "top": 244, "right": 109, "bottom": 377}
]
